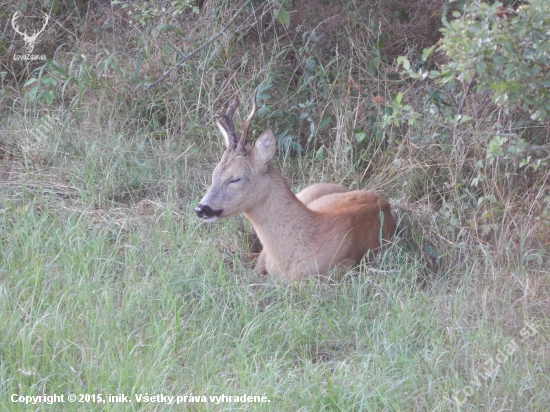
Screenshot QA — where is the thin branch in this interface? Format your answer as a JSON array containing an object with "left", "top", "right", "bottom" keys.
[
  {"left": 520, "top": 144, "right": 550, "bottom": 154},
  {"left": 395, "top": 116, "right": 521, "bottom": 137},
  {"left": 137, "top": 0, "right": 253, "bottom": 95},
  {"left": 457, "top": 76, "right": 475, "bottom": 117}
]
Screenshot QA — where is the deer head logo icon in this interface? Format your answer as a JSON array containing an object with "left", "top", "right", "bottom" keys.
[{"left": 11, "top": 11, "right": 50, "bottom": 55}]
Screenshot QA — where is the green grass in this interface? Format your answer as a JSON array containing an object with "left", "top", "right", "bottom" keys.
[
  {"left": 1, "top": 1, "right": 549, "bottom": 409},
  {"left": 0, "top": 114, "right": 548, "bottom": 411}
]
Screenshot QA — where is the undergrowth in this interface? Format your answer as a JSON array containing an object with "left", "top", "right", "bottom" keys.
[{"left": 0, "top": 0, "right": 549, "bottom": 410}]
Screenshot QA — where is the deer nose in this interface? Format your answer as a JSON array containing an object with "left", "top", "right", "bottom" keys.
[{"left": 195, "top": 203, "right": 222, "bottom": 219}]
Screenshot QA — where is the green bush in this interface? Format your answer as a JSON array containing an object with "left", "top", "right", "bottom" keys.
[
  {"left": 395, "top": 0, "right": 550, "bottom": 175},
  {"left": 112, "top": 0, "right": 200, "bottom": 26},
  {"left": 434, "top": 0, "right": 550, "bottom": 121}
]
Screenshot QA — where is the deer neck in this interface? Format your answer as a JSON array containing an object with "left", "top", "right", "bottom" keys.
[{"left": 244, "top": 164, "right": 317, "bottom": 263}]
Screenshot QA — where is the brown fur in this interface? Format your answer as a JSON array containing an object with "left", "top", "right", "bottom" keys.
[
  {"left": 295, "top": 183, "right": 349, "bottom": 205},
  {"left": 253, "top": 182, "right": 350, "bottom": 274},
  {"left": 197, "top": 128, "right": 396, "bottom": 280}
]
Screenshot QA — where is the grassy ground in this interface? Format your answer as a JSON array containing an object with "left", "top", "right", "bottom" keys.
[
  {"left": 1, "top": 107, "right": 548, "bottom": 411},
  {"left": 1, "top": 0, "right": 549, "bottom": 410}
]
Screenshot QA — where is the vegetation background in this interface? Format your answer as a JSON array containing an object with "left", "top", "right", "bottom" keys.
[{"left": 0, "top": 0, "right": 549, "bottom": 410}]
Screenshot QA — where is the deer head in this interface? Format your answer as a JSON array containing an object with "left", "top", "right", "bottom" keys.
[
  {"left": 195, "top": 90, "right": 276, "bottom": 222},
  {"left": 12, "top": 11, "right": 50, "bottom": 54}
]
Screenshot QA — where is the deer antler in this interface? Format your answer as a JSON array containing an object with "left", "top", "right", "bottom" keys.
[
  {"left": 217, "top": 98, "right": 240, "bottom": 152},
  {"left": 11, "top": 11, "right": 49, "bottom": 54},
  {"left": 12, "top": 11, "right": 49, "bottom": 37},
  {"left": 11, "top": 11, "right": 25, "bottom": 37},
  {"left": 217, "top": 88, "right": 259, "bottom": 155},
  {"left": 236, "top": 87, "right": 259, "bottom": 155},
  {"left": 36, "top": 12, "right": 50, "bottom": 37}
]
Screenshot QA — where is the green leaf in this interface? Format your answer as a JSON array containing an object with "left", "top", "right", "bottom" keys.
[
  {"left": 277, "top": 7, "right": 290, "bottom": 28},
  {"left": 375, "top": 33, "right": 388, "bottom": 50},
  {"left": 41, "top": 77, "right": 57, "bottom": 87},
  {"left": 318, "top": 117, "right": 331, "bottom": 129},
  {"left": 397, "top": 56, "right": 410, "bottom": 71},
  {"left": 315, "top": 146, "right": 325, "bottom": 161},
  {"left": 38, "top": 90, "right": 55, "bottom": 105},
  {"left": 49, "top": 60, "right": 69, "bottom": 78},
  {"left": 422, "top": 45, "right": 437, "bottom": 61},
  {"left": 423, "top": 244, "right": 440, "bottom": 259},
  {"left": 134, "top": 54, "right": 143, "bottom": 85},
  {"left": 26, "top": 85, "right": 39, "bottom": 102},
  {"left": 355, "top": 130, "right": 367, "bottom": 143},
  {"left": 387, "top": 72, "right": 402, "bottom": 81},
  {"left": 155, "top": 24, "right": 184, "bottom": 36},
  {"left": 23, "top": 78, "right": 37, "bottom": 87},
  {"left": 459, "top": 115, "right": 472, "bottom": 124},
  {"left": 395, "top": 92, "right": 403, "bottom": 104}
]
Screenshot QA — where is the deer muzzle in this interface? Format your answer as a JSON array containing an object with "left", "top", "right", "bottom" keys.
[{"left": 195, "top": 203, "right": 223, "bottom": 223}]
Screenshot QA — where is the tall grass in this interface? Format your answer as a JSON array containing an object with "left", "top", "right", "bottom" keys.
[{"left": 1, "top": 0, "right": 548, "bottom": 410}]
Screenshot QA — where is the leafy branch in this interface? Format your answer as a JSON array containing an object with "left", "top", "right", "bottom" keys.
[{"left": 137, "top": 0, "right": 254, "bottom": 95}]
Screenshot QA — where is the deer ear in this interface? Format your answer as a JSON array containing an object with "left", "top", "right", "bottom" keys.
[
  {"left": 251, "top": 129, "right": 276, "bottom": 165},
  {"left": 216, "top": 119, "right": 231, "bottom": 149}
]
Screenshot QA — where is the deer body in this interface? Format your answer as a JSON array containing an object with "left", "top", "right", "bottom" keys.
[
  {"left": 243, "top": 163, "right": 394, "bottom": 279},
  {"left": 295, "top": 182, "right": 349, "bottom": 205},
  {"left": 195, "top": 95, "right": 395, "bottom": 280}
]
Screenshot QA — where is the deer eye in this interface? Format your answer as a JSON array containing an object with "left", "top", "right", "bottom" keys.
[{"left": 228, "top": 178, "right": 241, "bottom": 185}]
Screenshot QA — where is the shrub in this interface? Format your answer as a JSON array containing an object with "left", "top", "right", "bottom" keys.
[
  {"left": 395, "top": 0, "right": 550, "bottom": 175},
  {"left": 432, "top": 0, "right": 550, "bottom": 121}
]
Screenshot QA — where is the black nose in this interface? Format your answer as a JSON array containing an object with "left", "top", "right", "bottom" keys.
[{"left": 195, "top": 204, "right": 222, "bottom": 219}]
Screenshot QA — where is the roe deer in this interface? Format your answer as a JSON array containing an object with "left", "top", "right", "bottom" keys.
[{"left": 195, "top": 94, "right": 396, "bottom": 280}]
